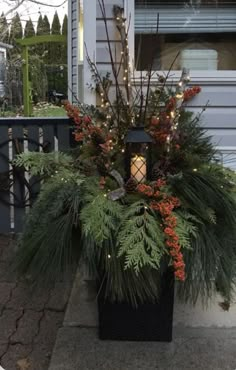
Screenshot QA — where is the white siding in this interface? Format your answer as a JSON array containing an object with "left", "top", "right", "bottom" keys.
[
  {"left": 96, "top": 0, "right": 124, "bottom": 88},
  {"left": 68, "top": 0, "right": 79, "bottom": 102}
]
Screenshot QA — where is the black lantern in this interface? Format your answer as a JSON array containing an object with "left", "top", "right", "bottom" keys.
[{"left": 124, "top": 127, "right": 153, "bottom": 183}]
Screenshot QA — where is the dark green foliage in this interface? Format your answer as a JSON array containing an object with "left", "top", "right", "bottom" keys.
[
  {"left": 62, "top": 14, "right": 68, "bottom": 35},
  {"left": 36, "top": 14, "right": 44, "bottom": 36},
  {"left": 170, "top": 167, "right": 236, "bottom": 303},
  {"left": 42, "top": 15, "right": 51, "bottom": 35},
  {"left": 15, "top": 179, "right": 83, "bottom": 282},
  {"left": 51, "top": 12, "right": 61, "bottom": 35},
  {"left": 0, "top": 13, "right": 9, "bottom": 43},
  {"left": 9, "top": 13, "right": 23, "bottom": 42},
  {"left": 24, "top": 18, "right": 35, "bottom": 38}
]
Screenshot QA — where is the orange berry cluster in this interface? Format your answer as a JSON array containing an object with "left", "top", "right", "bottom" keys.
[
  {"left": 137, "top": 179, "right": 185, "bottom": 281},
  {"left": 183, "top": 86, "right": 201, "bottom": 101},
  {"left": 64, "top": 101, "right": 113, "bottom": 154}
]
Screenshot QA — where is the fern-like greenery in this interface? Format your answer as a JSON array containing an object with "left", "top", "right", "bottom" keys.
[
  {"left": 118, "top": 201, "right": 165, "bottom": 273},
  {"left": 80, "top": 190, "right": 123, "bottom": 244},
  {"left": 13, "top": 152, "right": 74, "bottom": 177},
  {"left": 174, "top": 211, "right": 199, "bottom": 250}
]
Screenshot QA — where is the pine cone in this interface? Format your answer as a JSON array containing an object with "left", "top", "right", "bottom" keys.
[
  {"left": 152, "top": 163, "right": 164, "bottom": 180},
  {"left": 91, "top": 131, "right": 105, "bottom": 146},
  {"left": 125, "top": 177, "right": 138, "bottom": 193}
]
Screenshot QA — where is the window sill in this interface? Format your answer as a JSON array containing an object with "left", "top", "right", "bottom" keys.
[{"left": 133, "top": 70, "right": 236, "bottom": 85}]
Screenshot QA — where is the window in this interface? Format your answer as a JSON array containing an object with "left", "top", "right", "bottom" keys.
[{"left": 135, "top": 1, "right": 236, "bottom": 71}]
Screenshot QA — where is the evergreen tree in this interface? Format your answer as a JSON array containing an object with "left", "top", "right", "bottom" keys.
[
  {"left": 36, "top": 14, "right": 45, "bottom": 59},
  {"left": 51, "top": 12, "right": 61, "bottom": 35},
  {"left": 42, "top": 15, "right": 50, "bottom": 35},
  {"left": 62, "top": 14, "right": 68, "bottom": 35},
  {"left": 60, "top": 14, "right": 68, "bottom": 95},
  {"left": 9, "top": 13, "right": 23, "bottom": 43},
  {"left": 0, "top": 13, "right": 9, "bottom": 43},
  {"left": 36, "top": 14, "right": 44, "bottom": 36},
  {"left": 61, "top": 14, "right": 67, "bottom": 62},
  {"left": 47, "top": 11, "right": 62, "bottom": 90},
  {"left": 24, "top": 18, "right": 35, "bottom": 38}
]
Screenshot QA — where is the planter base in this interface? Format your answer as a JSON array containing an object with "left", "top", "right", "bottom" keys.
[{"left": 98, "top": 269, "right": 174, "bottom": 342}]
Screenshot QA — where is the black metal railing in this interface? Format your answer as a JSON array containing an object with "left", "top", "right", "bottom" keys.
[{"left": 0, "top": 117, "right": 71, "bottom": 233}]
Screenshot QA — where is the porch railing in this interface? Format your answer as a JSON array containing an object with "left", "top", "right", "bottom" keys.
[{"left": 0, "top": 117, "right": 71, "bottom": 233}]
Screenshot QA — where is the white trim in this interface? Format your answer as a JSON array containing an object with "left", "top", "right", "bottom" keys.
[
  {"left": 67, "top": 0, "right": 72, "bottom": 102},
  {"left": 124, "top": 0, "right": 135, "bottom": 71},
  {"left": 83, "top": 0, "right": 96, "bottom": 105},
  {"left": 216, "top": 146, "right": 236, "bottom": 151},
  {"left": 133, "top": 70, "right": 236, "bottom": 85}
]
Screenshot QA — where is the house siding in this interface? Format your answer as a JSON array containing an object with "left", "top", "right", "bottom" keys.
[
  {"left": 68, "top": 0, "right": 79, "bottom": 102},
  {"left": 187, "top": 83, "right": 236, "bottom": 151},
  {"left": 96, "top": 0, "right": 124, "bottom": 85}
]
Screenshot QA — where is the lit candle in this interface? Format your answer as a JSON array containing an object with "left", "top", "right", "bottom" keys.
[{"left": 131, "top": 155, "right": 147, "bottom": 183}]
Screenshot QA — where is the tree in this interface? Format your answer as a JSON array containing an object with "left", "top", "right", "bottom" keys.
[
  {"left": 42, "top": 15, "right": 50, "bottom": 35},
  {"left": 24, "top": 18, "right": 35, "bottom": 38},
  {"left": 36, "top": 14, "right": 44, "bottom": 36},
  {"left": 0, "top": 13, "right": 9, "bottom": 43},
  {"left": 9, "top": 13, "right": 23, "bottom": 43},
  {"left": 51, "top": 11, "right": 61, "bottom": 35},
  {"left": 62, "top": 14, "right": 67, "bottom": 36}
]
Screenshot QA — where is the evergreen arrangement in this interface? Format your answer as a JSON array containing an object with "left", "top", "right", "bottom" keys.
[{"left": 14, "top": 3, "right": 236, "bottom": 308}]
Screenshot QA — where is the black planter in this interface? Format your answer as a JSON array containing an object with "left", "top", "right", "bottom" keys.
[{"left": 97, "top": 269, "right": 174, "bottom": 342}]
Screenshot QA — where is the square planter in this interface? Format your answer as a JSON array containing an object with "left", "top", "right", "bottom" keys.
[{"left": 97, "top": 269, "right": 174, "bottom": 342}]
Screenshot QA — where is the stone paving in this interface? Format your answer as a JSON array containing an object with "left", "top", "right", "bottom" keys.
[{"left": 0, "top": 234, "right": 75, "bottom": 370}]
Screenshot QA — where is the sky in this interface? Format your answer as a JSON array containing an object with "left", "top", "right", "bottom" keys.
[{"left": 2, "top": 0, "right": 68, "bottom": 28}]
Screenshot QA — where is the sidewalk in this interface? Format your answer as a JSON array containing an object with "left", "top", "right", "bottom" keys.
[
  {"left": 49, "top": 273, "right": 236, "bottom": 370},
  {"left": 0, "top": 234, "right": 75, "bottom": 370}
]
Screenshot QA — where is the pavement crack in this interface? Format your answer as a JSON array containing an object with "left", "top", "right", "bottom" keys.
[
  {"left": 0, "top": 308, "right": 25, "bottom": 363},
  {"left": 0, "top": 282, "right": 18, "bottom": 317}
]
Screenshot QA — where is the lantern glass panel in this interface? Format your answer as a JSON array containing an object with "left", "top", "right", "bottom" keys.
[{"left": 131, "top": 154, "right": 147, "bottom": 183}]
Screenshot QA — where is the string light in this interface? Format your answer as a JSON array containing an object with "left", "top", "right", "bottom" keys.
[{"left": 176, "top": 93, "right": 183, "bottom": 99}]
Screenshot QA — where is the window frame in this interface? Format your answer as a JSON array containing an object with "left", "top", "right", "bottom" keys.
[{"left": 125, "top": 0, "right": 236, "bottom": 83}]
